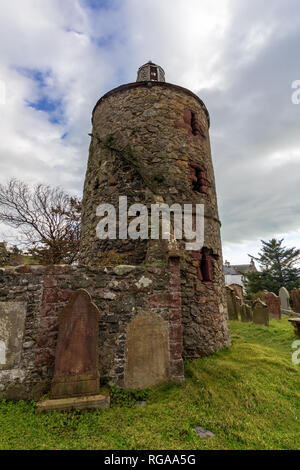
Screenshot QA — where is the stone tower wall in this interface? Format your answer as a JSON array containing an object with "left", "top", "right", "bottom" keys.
[{"left": 81, "top": 81, "right": 230, "bottom": 358}]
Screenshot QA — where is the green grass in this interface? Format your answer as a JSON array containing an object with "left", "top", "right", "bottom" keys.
[{"left": 0, "top": 319, "right": 299, "bottom": 450}]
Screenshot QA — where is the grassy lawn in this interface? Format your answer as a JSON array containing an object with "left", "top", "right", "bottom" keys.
[{"left": 0, "top": 319, "right": 299, "bottom": 450}]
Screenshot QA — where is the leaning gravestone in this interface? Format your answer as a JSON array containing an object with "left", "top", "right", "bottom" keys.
[
  {"left": 240, "top": 304, "right": 252, "bottom": 323},
  {"left": 226, "top": 287, "right": 239, "bottom": 320},
  {"left": 290, "top": 288, "right": 300, "bottom": 314},
  {"left": 229, "top": 284, "right": 244, "bottom": 304},
  {"left": 279, "top": 287, "right": 292, "bottom": 315},
  {"left": 37, "top": 289, "right": 110, "bottom": 411},
  {"left": 253, "top": 299, "right": 269, "bottom": 326},
  {"left": 261, "top": 291, "right": 281, "bottom": 320}
]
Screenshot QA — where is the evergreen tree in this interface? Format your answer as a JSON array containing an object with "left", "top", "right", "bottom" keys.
[{"left": 245, "top": 238, "right": 300, "bottom": 295}]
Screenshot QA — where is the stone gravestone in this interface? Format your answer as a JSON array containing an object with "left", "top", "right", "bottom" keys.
[
  {"left": 288, "top": 318, "right": 300, "bottom": 338},
  {"left": 261, "top": 291, "right": 281, "bottom": 320},
  {"left": 236, "top": 296, "right": 242, "bottom": 319},
  {"left": 51, "top": 289, "right": 100, "bottom": 399},
  {"left": 226, "top": 287, "right": 239, "bottom": 320},
  {"left": 124, "top": 311, "right": 170, "bottom": 389},
  {"left": 279, "top": 287, "right": 292, "bottom": 314},
  {"left": 229, "top": 284, "right": 244, "bottom": 304},
  {"left": 290, "top": 288, "right": 300, "bottom": 314},
  {"left": 240, "top": 304, "right": 252, "bottom": 323},
  {"left": 253, "top": 299, "right": 269, "bottom": 326},
  {"left": 245, "top": 304, "right": 253, "bottom": 322},
  {"left": 0, "top": 302, "right": 27, "bottom": 370}
]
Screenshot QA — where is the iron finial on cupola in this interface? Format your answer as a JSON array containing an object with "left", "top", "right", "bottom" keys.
[{"left": 136, "top": 61, "right": 165, "bottom": 82}]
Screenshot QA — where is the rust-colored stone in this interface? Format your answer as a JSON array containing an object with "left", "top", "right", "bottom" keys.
[
  {"left": 229, "top": 284, "right": 244, "bottom": 304},
  {"left": 189, "top": 162, "right": 210, "bottom": 194},
  {"left": 261, "top": 291, "right": 281, "bottom": 319},
  {"left": 290, "top": 288, "right": 300, "bottom": 314},
  {"left": 16, "top": 265, "right": 31, "bottom": 273},
  {"left": 51, "top": 289, "right": 100, "bottom": 399},
  {"left": 175, "top": 109, "right": 206, "bottom": 139}
]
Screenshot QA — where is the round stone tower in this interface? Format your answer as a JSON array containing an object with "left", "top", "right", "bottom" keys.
[{"left": 81, "top": 61, "right": 231, "bottom": 358}]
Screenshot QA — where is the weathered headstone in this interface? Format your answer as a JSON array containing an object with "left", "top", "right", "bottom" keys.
[
  {"left": 229, "top": 284, "right": 244, "bottom": 304},
  {"left": 240, "top": 304, "right": 252, "bottom": 323},
  {"left": 279, "top": 287, "right": 292, "bottom": 314},
  {"left": 261, "top": 291, "right": 281, "bottom": 320},
  {"left": 236, "top": 296, "right": 242, "bottom": 319},
  {"left": 290, "top": 288, "right": 300, "bottom": 314},
  {"left": 0, "top": 302, "right": 27, "bottom": 370},
  {"left": 226, "top": 287, "right": 239, "bottom": 320},
  {"left": 288, "top": 318, "right": 300, "bottom": 338},
  {"left": 51, "top": 289, "right": 100, "bottom": 399},
  {"left": 124, "top": 311, "right": 169, "bottom": 389},
  {"left": 253, "top": 299, "right": 269, "bottom": 326}
]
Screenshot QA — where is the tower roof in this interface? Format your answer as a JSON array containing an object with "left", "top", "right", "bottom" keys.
[{"left": 136, "top": 61, "right": 165, "bottom": 82}]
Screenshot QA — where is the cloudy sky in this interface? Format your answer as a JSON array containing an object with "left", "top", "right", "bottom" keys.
[{"left": 0, "top": 0, "right": 299, "bottom": 264}]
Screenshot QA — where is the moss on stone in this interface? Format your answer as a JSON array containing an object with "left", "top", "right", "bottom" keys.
[{"left": 101, "top": 135, "right": 162, "bottom": 195}]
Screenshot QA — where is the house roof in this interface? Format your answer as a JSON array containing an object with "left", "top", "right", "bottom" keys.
[
  {"left": 224, "top": 262, "right": 257, "bottom": 275},
  {"left": 224, "top": 265, "right": 238, "bottom": 275}
]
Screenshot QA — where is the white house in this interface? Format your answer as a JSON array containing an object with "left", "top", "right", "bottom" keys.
[{"left": 224, "top": 259, "right": 257, "bottom": 290}]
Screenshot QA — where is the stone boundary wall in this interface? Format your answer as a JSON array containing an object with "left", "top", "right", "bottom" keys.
[{"left": 0, "top": 260, "right": 183, "bottom": 400}]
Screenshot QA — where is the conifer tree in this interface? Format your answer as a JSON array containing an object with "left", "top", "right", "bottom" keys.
[{"left": 245, "top": 238, "right": 300, "bottom": 295}]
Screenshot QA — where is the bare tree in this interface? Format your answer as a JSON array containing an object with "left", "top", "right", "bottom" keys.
[{"left": 0, "top": 179, "right": 81, "bottom": 265}]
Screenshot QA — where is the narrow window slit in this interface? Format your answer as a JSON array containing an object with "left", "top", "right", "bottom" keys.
[
  {"left": 189, "top": 162, "right": 210, "bottom": 194},
  {"left": 192, "top": 248, "right": 218, "bottom": 283}
]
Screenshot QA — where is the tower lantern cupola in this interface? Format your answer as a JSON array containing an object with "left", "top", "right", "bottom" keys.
[{"left": 136, "top": 61, "right": 165, "bottom": 82}]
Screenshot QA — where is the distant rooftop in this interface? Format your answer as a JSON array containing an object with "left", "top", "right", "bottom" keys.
[{"left": 224, "top": 259, "right": 257, "bottom": 275}]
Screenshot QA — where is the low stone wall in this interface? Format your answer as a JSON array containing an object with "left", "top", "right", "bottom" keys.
[{"left": 0, "top": 260, "right": 184, "bottom": 400}]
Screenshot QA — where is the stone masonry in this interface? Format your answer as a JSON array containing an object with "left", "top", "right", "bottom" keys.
[
  {"left": 0, "top": 63, "right": 230, "bottom": 399},
  {"left": 81, "top": 63, "right": 230, "bottom": 359},
  {"left": 0, "top": 259, "right": 183, "bottom": 399}
]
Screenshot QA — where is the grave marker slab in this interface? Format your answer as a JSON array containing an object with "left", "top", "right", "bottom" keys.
[
  {"left": 253, "top": 299, "right": 269, "bottom": 326},
  {"left": 290, "top": 288, "right": 300, "bottom": 314},
  {"left": 261, "top": 291, "right": 281, "bottom": 320},
  {"left": 0, "top": 302, "right": 27, "bottom": 370},
  {"left": 124, "top": 311, "right": 169, "bottom": 389},
  {"left": 241, "top": 304, "right": 252, "bottom": 323},
  {"left": 226, "top": 287, "right": 239, "bottom": 321},
  {"left": 279, "top": 287, "right": 292, "bottom": 313},
  {"left": 51, "top": 289, "right": 100, "bottom": 399},
  {"left": 229, "top": 284, "right": 244, "bottom": 304}
]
